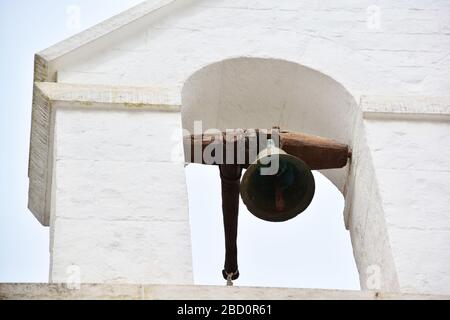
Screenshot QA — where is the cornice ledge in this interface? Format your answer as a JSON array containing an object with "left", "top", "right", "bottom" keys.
[{"left": 361, "top": 95, "right": 450, "bottom": 120}]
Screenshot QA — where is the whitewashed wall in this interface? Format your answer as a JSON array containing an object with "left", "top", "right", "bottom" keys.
[
  {"left": 364, "top": 113, "right": 450, "bottom": 294},
  {"left": 50, "top": 106, "right": 193, "bottom": 284},
  {"left": 37, "top": 0, "right": 450, "bottom": 295},
  {"left": 55, "top": 0, "right": 450, "bottom": 98}
]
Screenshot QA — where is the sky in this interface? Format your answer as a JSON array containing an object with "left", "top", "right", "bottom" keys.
[{"left": 0, "top": 0, "right": 360, "bottom": 290}]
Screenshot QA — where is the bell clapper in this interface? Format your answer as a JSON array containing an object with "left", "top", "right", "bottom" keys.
[
  {"left": 225, "top": 271, "right": 239, "bottom": 287},
  {"left": 226, "top": 273, "right": 234, "bottom": 287},
  {"left": 275, "top": 179, "right": 285, "bottom": 212}
]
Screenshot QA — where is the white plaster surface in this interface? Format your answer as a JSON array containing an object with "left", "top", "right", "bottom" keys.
[
  {"left": 28, "top": 82, "right": 182, "bottom": 227},
  {"left": 55, "top": 108, "right": 183, "bottom": 164},
  {"left": 1, "top": 284, "right": 448, "bottom": 300},
  {"left": 26, "top": 0, "right": 450, "bottom": 296},
  {"left": 37, "top": 81, "right": 181, "bottom": 108},
  {"left": 50, "top": 0, "right": 450, "bottom": 97},
  {"left": 364, "top": 117, "right": 450, "bottom": 295},
  {"left": 50, "top": 107, "right": 193, "bottom": 285},
  {"left": 51, "top": 219, "right": 192, "bottom": 284}
]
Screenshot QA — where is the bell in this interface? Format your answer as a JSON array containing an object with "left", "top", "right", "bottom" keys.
[{"left": 240, "top": 140, "right": 315, "bottom": 222}]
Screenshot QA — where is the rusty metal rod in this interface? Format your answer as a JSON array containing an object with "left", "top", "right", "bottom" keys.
[{"left": 219, "top": 164, "right": 241, "bottom": 281}]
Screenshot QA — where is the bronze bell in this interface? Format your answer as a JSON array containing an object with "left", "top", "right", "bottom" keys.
[{"left": 240, "top": 140, "right": 315, "bottom": 222}]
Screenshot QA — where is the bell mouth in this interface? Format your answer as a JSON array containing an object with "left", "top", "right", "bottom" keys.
[{"left": 240, "top": 154, "right": 315, "bottom": 222}]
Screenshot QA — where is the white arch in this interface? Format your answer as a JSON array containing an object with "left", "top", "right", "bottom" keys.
[
  {"left": 182, "top": 57, "right": 359, "bottom": 193},
  {"left": 181, "top": 57, "right": 400, "bottom": 292}
]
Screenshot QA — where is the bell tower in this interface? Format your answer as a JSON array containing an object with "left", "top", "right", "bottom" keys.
[{"left": 21, "top": 0, "right": 450, "bottom": 298}]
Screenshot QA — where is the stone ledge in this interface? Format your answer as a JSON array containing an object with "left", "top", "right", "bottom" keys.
[
  {"left": 36, "top": 82, "right": 181, "bottom": 110},
  {"left": 361, "top": 95, "right": 450, "bottom": 120},
  {"left": 1, "top": 284, "right": 448, "bottom": 300}
]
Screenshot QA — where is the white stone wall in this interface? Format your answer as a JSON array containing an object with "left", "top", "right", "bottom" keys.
[
  {"left": 364, "top": 113, "right": 450, "bottom": 295},
  {"left": 29, "top": 0, "right": 450, "bottom": 295},
  {"left": 50, "top": 106, "right": 193, "bottom": 285},
  {"left": 55, "top": 0, "right": 450, "bottom": 98},
  {"left": 2, "top": 284, "right": 448, "bottom": 300}
]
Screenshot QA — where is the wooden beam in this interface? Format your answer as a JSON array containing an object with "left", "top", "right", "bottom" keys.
[
  {"left": 184, "top": 129, "right": 351, "bottom": 170},
  {"left": 280, "top": 131, "right": 350, "bottom": 170}
]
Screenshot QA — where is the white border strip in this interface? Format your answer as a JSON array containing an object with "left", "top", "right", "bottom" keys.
[{"left": 362, "top": 95, "right": 450, "bottom": 120}]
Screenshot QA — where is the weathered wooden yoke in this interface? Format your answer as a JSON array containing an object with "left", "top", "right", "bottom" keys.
[{"left": 184, "top": 128, "right": 352, "bottom": 169}]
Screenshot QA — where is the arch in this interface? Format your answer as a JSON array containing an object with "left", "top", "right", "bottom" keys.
[
  {"left": 181, "top": 57, "right": 360, "bottom": 193},
  {"left": 181, "top": 57, "right": 361, "bottom": 283},
  {"left": 180, "top": 57, "right": 401, "bottom": 293}
]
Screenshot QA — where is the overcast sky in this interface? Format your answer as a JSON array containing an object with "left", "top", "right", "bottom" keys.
[{"left": 0, "top": 0, "right": 359, "bottom": 290}]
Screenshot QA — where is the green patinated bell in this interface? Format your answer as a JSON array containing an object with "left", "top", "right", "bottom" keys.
[{"left": 240, "top": 152, "right": 315, "bottom": 222}]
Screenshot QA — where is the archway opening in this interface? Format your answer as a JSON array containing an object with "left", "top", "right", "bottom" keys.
[
  {"left": 186, "top": 164, "right": 359, "bottom": 289},
  {"left": 182, "top": 57, "right": 361, "bottom": 289}
]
